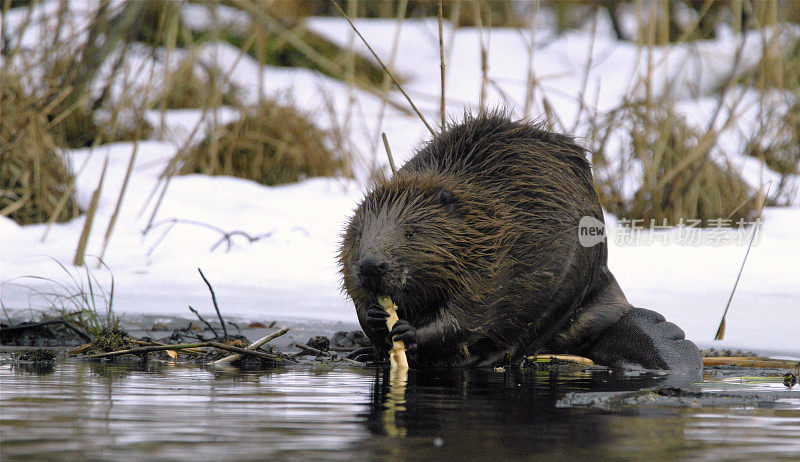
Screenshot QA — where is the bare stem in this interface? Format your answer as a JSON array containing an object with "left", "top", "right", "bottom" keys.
[
  {"left": 73, "top": 156, "right": 109, "bottom": 266},
  {"left": 474, "top": 0, "right": 488, "bottom": 112},
  {"left": 197, "top": 268, "right": 228, "bottom": 339},
  {"left": 98, "top": 140, "right": 139, "bottom": 265},
  {"left": 188, "top": 305, "right": 219, "bottom": 338},
  {"left": 714, "top": 182, "right": 772, "bottom": 340},
  {"left": 331, "top": 0, "right": 436, "bottom": 136},
  {"left": 382, "top": 132, "right": 398, "bottom": 175},
  {"left": 438, "top": 0, "right": 446, "bottom": 129}
]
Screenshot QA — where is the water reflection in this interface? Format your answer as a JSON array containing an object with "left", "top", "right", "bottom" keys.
[
  {"left": 359, "top": 367, "right": 685, "bottom": 459},
  {"left": 1, "top": 363, "right": 797, "bottom": 460}
]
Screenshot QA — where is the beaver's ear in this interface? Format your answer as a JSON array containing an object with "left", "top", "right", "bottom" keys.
[{"left": 437, "top": 188, "right": 459, "bottom": 215}]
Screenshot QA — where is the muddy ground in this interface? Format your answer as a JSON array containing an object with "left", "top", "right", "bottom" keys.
[{"left": 2, "top": 313, "right": 797, "bottom": 409}]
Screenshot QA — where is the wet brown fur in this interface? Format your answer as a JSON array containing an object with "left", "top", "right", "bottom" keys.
[{"left": 339, "top": 113, "right": 632, "bottom": 366}]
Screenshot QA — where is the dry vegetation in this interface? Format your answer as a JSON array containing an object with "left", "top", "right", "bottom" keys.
[
  {"left": 296, "top": 0, "right": 526, "bottom": 27},
  {"left": 0, "top": 0, "right": 365, "bottom": 228},
  {"left": 1, "top": 0, "right": 798, "bottom": 234},
  {"left": 579, "top": 0, "right": 798, "bottom": 224},
  {"left": 0, "top": 72, "right": 82, "bottom": 224},
  {"left": 590, "top": 103, "right": 757, "bottom": 225},
  {"left": 180, "top": 100, "right": 351, "bottom": 185},
  {"left": 153, "top": 53, "right": 241, "bottom": 109}
]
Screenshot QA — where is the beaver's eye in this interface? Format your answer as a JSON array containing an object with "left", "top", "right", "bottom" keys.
[{"left": 404, "top": 228, "right": 416, "bottom": 239}]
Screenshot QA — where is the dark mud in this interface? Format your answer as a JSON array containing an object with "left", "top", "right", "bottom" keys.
[{"left": 1, "top": 314, "right": 370, "bottom": 369}]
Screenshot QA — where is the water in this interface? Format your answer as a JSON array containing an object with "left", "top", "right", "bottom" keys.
[{"left": 1, "top": 363, "right": 799, "bottom": 461}]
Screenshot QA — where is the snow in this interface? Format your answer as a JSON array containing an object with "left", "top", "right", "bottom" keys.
[
  {"left": 180, "top": 3, "right": 251, "bottom": 33},
  {"left": 1, "top": 5, "right": 798, "bottom": 357}
]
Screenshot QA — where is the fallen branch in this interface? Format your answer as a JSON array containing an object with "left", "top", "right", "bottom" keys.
[
  {"left": 83, "top": 342, "right": 210, "bottom": 358},
  {"left": 703, "top": 357, "right": 799, "bottom": 368},
  {"left": 207, "top": 342, "right": 294, "bottom": 363},
  {"left": 142, "top": 218, "right": 306, "bottom": 254},
  {"left": 527, "top": 354, "right": 596, "bottom": 365},
  {"left": 130, "top": 339, "right": 204, "bottom": 356},
  {"left": 212, "top": 327, "right": 290, "bottom": 365},
  {"left": 82, "top": 341, "right": 288, "bottom": 363},
  {"left": 293, "top": 342, "right": 365, "bottom": 366}
]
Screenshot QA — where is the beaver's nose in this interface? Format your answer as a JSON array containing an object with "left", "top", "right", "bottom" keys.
[{"left": 358, "top": 257, "right": 387, "bottom": 293}]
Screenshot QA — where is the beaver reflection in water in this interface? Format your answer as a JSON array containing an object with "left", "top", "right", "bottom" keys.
[{"left": 339, "top": 114, "right": 702, "bottom": 371}]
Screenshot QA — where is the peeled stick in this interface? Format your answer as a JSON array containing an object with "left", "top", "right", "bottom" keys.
[{"left": 377, "top": 295, "right": 409, "bottom": 369}]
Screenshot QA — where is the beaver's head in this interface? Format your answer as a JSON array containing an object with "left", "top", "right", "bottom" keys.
[{"left": 339, "top": 171, "right": 513, "bottom": 319}]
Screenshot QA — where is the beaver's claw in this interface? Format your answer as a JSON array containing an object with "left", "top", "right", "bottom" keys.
[
  {"left": 366, "top": 305, "right": 389, "bottom": 332},
  {"left": 388, "top": 320, "right": 417, "bottom": 353}
]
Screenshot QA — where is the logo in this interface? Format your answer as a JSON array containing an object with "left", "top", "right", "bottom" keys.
[{"left": 578, "top": 216, "right": 606, "bottom": 247}]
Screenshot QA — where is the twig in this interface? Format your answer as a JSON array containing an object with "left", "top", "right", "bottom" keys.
[
  {"left": 83, "top": 342, "right": 210, "bottom": 358},
  {"left": 212, "top": 327, "right": 290, "bottom": 365},
  {"left": 369, "top": 0, "right": 407, "bottom": 177},
  {"left": 331, "top": 0, "right": 436, "bottom": 136},
  {"left": 342, "top": 0, "right": 357, "bottom": 168},
  {"left": 714, "top": 182, "right": 772, "bottom": 340},
  {"left": 188, "top": 305, "right": 219, "bottom": 338},
  {"left": 237, "top": 2, "right": 411, "bottom": 116},
  {"left": 438, "top": 0, "right": 446, "bottom": 129},
  {"left": 474, "top": 0, "right": 488, "bottom": 112},
  {"left": 83, "top": 341, "right": 288, "bottom": 363},
  {"left": 207, "top": 342, "right": 293, "bottom": 363},
  {"left": 197, "top": 268, "right": 227, "bottom": 339},
  {"left": 381, "top": 132, "right": 397, "bottom": 175},
  {"left": 572, "top": 9, "right": 599, "bottom": 133},
  {"left": 130, "top": 339, "right": 204, "bottom": 356},
  {"left": 378, "top": 296, "right": 408, "bottom": 369},
  {"left": 142, "top": 218, "right": 288, "bottom": 255},
  {"left": 293, "top": 342, "right": 365, "bottom": 366},
  {"left": 522, "top": 1, "right": 540, "bottom": 118}
]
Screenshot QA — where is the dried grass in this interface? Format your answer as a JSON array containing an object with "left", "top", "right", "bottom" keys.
[
  {"left": 746, "top": 97, "right": 800, "bottom": 174},
  {"left": 591, "top": 103, "right": 757, "bottom": 226},
  {"left": 0, "top": 72, "right": 82, "bottom": 225},
  {"left": 292, "top": 0, "right": 526, "bottom": 27},
  {"left": 153, "top": 54, "right": 241, "bottom": 109},
  {"left": 179, "top": 100, "right": 351, "bottom": 185}
]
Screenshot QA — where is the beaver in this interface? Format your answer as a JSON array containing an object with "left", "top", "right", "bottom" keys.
[{"left": 339, "top": 113, "right": 702, "bottom": 371}]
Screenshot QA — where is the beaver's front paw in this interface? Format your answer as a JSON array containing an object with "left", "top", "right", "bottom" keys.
[
  {"left": 366, "top": 305, "right": 390, "bottom": 333},
  {"left": 387, "top": 320, "right": 417, "bottom": 353},
  {"left": 346, "top": 346, "right": 382, "bottom": 363},
  {"left": 588, "top": 308, "right": 702, "bottom": 372}
]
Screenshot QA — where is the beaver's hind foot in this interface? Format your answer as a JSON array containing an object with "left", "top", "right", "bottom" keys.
[{"left": 588, "top": 308, "right": 703, "bottom": 373}]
